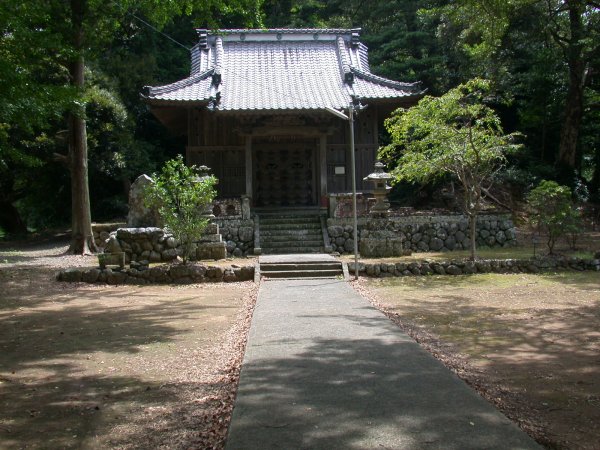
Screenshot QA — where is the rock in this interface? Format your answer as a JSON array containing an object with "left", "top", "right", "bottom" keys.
[
  {"left": 444, "top": 236, "right": 456, "bottom": 251},
  {"left": 107, "top": 270, "right": 127, "bottom": 285},
  {"left": 327, "top": 225, "right": 343, "bottom": 238},
  {"left": 446, "top": 264, "right": 462, "bottom": 275},
  {"left": 241, "top": 266, "right": 255, "bottom": 280},
  {"left": 162, "top": 248, "right": 180, "bottom": 260},
  {"left": 395, "top": 262, "right": 407, "bottom": 272},
  {"left": 429, "top": 237, "right": 444, "bottom": 251},
  {"left": 238, "top": 226, "right": 254, "bottom": 242},
  {"left": 166, "top": 237, "right": 177, "bottom": 249},
  {"left": 190, "top": 265, "right": 207, "bottom": 280},
  {"left": 207, "top": 266, "right": 224, "bottom": 279},
  {"left": 104, "top": 236, "right": 122, "bottom": 253},
  {"left": 127, "top": 174, "right": 160, "bottom": 227},
  {"left": 480, "top": 229, "right": 490, "bottom": 239},
  {"left": 149, "top": 266, "right": 170, "bottom": 282},
  {"left": 416, "top": 241, "right": 429, "bottom": 251},
  {"left": 344, "top": 239, "right": 354, "bottom": 253},
  {"left": 223, "top": 269, "right": 237, "bottom": 282},
  {"left": 485, "top": 236, "right": 497, "bottom": 247},
  {"left": 60, "top": 268, "right": 82, "bottom": 282},
  {"left": 464, "top": 261, "right": 477, "bottom": 274},
  {"left": 455, "top": 231, "right": 466, "bottom": 242},
  {"left": 232, "top": 248, "right": 243, "bottom": 257},
  {"left": 149, "top": 251, "right": 161, "bottom": 263},
  {"left": 411, "top": 233, "right": 422, "bottom": 243},
  {"left": 169, "top": 264, "right": 190, "bottom": 280},
  {"left": 82, "top": 268, "right": 100, "bottom": 283},
  {"left": 226, "top": 241, "right": 236, "bottom": 253},
  {"left": 432, "top": 264, "right": 446, "bottom": 275},
  {"left": 495, "top": 231, "right": 507, "bottom": 244}
]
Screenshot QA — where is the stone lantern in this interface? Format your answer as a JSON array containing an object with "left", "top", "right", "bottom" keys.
[
  {"left": 196, "top": 165, "right": 216, "bottom": 219},
  {"left": 363, "top": 161, "right": 392, "bottom": 215}
]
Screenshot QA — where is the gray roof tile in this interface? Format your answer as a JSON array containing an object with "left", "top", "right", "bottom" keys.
[{"left": 144, "top": 29, "right": 422, "bottom": 111}]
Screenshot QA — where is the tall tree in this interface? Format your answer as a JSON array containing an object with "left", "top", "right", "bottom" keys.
[
  {"left": 430, "top": 0, "right": 600, "bottom": 172},
  {"left": 380, "top": 79, "right": 522, "bottom": 259},
  {"left": 2, "top": 0, "right": 263, "bottom": 252}
]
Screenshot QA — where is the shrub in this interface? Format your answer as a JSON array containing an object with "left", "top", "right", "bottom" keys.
[
  {"left": 527, "top": 180, "right": 582, "bottom": 254},
  {"left": 144, "top": 155, "right": 217, "bottom": 264}
]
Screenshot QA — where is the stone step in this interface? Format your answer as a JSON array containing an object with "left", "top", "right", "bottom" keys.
[
  {"left": 260, "top": 269, "right": 342, "bottom": 279},
  {"left": 259, "top": 216, "right": 322, "bottom": 225},
  {"left": 261, "top": 262, "right": 342, "bottom": 272},
  {"left": 260, "top": 223, "right": 321, "bottom": 231},
  {"left": 261, "top": 247, "right": 325, "bottom": 254},
  {"left": 260, "top": 233, "right": 323, "bottom": 242},
  {"left": 261, "top": 240, "right": 324, "bottom": 248}
]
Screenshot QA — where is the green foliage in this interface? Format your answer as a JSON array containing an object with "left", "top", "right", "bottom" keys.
[
  {"left": 144, "top": 156, "right": 217, "bottom": 264},
  {"left": 527, "top": 180, "right": 583, "bottom": 254},
  {"left": 381, "top": 78, "right": 522, "bottom": 258}
]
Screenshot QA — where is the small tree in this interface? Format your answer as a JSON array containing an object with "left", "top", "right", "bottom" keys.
[
  {"left": 527, "top": 180, "right": 582, "bottom": 254},
  {"left": 380, "top": 78, "right": 522, "bottom": 260},
  {"left": 144, "top": 155, "right": 217, "bottom": 264}
]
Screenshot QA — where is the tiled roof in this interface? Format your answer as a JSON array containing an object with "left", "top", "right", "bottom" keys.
[{"left": 144, "top": 29, "right": 423, "bottom": 111}]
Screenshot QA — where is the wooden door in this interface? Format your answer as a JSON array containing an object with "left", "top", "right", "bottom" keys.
[{"left": 253, "top": 141, "right": 317, "bottom": 207}]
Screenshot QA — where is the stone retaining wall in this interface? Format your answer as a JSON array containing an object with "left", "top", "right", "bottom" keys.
[
  {"left": 328, "top": 214, "right": 517, "bottom": 256},
  {"left": 104, "top": 226, "right": 225, "bottom": 263},
  {"left": 57, "top": 263, "right": 255, "bottom": 285},
  {"left": 92, "top": 223, "right": 125, "bottom": 249},
  {"left": 348, "top": 256, "right": 600, "bottom": 277},
  {"left": 215, "top": 218, "right": 255, "bottom": 257}
]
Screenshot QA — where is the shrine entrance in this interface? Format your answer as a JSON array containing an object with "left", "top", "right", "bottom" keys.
[{"left": 253, "top": 139, "right": 318, "bottom": 208}]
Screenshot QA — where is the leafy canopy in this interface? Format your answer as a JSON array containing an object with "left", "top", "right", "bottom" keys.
[
  {"left": 380, "top": 78, "right": 522, "bottom": 259},
  {"left": 144, "top": 156, "right": 217, "bottom": 264},
  {"left": 381, "top": 78, "right": 521, "bottom": 187}
]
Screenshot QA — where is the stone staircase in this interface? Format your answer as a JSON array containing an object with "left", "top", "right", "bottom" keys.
[
  {"left": 259, "top": 255, "right": 344, "bottom": 279},
  {"left": 258, "top": 213, "right": 325, "bottom": 254}
]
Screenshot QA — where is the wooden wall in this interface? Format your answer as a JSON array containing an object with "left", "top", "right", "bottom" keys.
[{"left": 186, "top": 107, "right": 380, "bottom": 199}]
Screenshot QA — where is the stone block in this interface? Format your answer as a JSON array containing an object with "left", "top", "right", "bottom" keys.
[{"left": 238, "top": 226, "right": 254, "bottom": 242}]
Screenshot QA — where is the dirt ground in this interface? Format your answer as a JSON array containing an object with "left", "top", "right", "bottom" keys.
[
  {"left": 358, "top": 272, "right": 600, "bottom": 450},
  {"left": 0, "top": 237, "right": 257, "bottom": 449}
]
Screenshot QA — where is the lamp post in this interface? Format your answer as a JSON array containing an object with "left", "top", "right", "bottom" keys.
[{"left": 325, "top": 103, "right": 359, "bottom": 280}]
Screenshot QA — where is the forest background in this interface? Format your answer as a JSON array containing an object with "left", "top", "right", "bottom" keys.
[{"left": 1, "top": 0, "right": 598, "bottom": 237}]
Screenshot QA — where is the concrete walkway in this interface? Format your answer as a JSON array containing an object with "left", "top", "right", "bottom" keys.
[{"left": 226, "top": 278, "right": 541, "bottom": 450}]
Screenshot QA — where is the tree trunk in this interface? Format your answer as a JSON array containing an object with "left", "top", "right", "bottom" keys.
[
  {"left": 68, "top": 0, "right": 97, "bottom": 254},
  {"left": 468, "top": 213, "right": 477, "bottom": 261},
  {"left": 557, "top": 0, "right": 587, "bottom": 170}
]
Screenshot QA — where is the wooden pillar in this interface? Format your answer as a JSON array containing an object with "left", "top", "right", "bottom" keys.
[
  {"left": 319, "top": 135, "right": 328, "bottom": 197},
  {"left": 245, "top": 135, "right": 253, "bottom": 198}
]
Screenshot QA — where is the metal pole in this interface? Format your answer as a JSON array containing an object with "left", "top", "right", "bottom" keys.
[{"left": 349, "top": 103, "right": 359, "bottom": 280}]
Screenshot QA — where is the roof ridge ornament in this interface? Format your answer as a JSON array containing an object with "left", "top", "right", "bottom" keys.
[
  {"left": 197, "top": 29, "right": 208, "bottom": 48},
  {"left": 212, "top": 36, "right": 223, "bottom": 86},
  {"left": 336, "top": 37, "right": 354, "bottom": 85}
]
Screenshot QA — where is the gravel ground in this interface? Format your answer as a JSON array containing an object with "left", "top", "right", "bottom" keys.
[{"left": 0, "top": 236, "right": 258, "bottom": 449}]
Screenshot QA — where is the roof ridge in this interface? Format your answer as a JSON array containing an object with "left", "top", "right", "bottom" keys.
[
  {"left": 350, "top": 67, "right": 422, "bottom": 91},
  {"left": 144, "top": 68, "right": 215, "bottom": 96},
  {"left": 199, "top": 28, "right": 362, "bottom": 35}
]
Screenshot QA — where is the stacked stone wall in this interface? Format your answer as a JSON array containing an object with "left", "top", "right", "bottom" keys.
[
  {"left": 104, "top": 226, "right": 225, "bottom": 263},
  {"left": 348, "top": 256, "right": 600, "bottom": 277},
  {"left": 92, "top": 223, "right": 125, "bottom": 249},
  {"left": 215, "top": 218, "right": 255, "bottom": 257},
  {"left": 58, "top": 263, "right": 254, "bottom": 285},
  {"left": 327, "top": 214, "right": 517, "bottom": 255}
]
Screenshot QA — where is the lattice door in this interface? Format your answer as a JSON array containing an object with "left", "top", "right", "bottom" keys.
[{"left": 254, "top": 144, "right": 316, "bottom": 207}]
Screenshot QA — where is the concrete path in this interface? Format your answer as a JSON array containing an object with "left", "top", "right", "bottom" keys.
[{"left": 226, "top": 279, "right": 541, "bottom": 450}]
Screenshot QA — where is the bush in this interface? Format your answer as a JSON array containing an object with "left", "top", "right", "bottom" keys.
[
  {"left": 144, "top": 155, "right": 217, "bottom": 264},
  {"left": 527, "top": 180, "right": 582, "bottom": 254}
]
